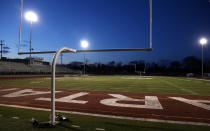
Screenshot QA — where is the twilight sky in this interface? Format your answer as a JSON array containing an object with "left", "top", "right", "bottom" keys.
[{"left": 0, "top": 0, "right": 210, "bottom": 64}]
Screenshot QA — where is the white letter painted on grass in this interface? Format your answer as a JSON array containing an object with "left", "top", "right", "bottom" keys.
[
  {"left": 170, "top": 97, "right": 210, "bottom": 111},
  {"left": 100, "top": 94, "right": 163, "bottom": 109},
  {"left": 2, "top": 89, "right": 58, "bottom": 97},
  {"left": 36, "top": 92, "right": 89, "bottom": 104},
  {"left": 0, "top": 88, "right": 17, "bottom": 92}
]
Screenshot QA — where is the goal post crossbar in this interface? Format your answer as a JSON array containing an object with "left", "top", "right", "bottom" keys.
[
  {"left": 18, "top": 48, "right": 152, "bottom": 55},
  {"left": 18, "top": 0, "right": 152, "bottom": 55}
]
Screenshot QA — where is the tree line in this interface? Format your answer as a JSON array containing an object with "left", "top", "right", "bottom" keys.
[{"left": 64, "top": 56, "right": 210, "bottom": 76}]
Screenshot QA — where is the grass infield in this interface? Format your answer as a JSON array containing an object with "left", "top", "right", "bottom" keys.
[{"left": 0, "top": 76, "right": 210, "bottom": 95}]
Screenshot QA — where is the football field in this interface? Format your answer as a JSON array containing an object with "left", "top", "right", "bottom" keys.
[
  {"left": 0, "top": 75, "right": 210, "bottom": 131},
  {"left": 1, "top": 76, "right": 210, "bottom": 95}
]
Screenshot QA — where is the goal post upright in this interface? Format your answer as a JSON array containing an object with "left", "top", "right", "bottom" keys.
[
  {"left": 150, "top": 0, "right": 152, "bottom": 49},
  {"left": 17, "top": 0, "right": 153, "bottom": 126},
  {"left": 18, "top": 0, "right": 23, "bottom": 53},
  {"left": 51, "top": 47, "right": 76, "bottom": 125}
]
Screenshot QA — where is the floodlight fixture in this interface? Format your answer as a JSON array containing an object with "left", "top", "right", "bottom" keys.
[
  {"left": 80, "top": 40, "right": 89, "bottom": 48},
  {"left": 25, "top": 11, "right": 38, "bottom": 22},
  {"left": 199, "top": 38, "right": 207, "bottom": 45}
]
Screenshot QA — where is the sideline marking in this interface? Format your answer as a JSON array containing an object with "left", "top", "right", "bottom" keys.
[
  {"left": 0, "top": 104, "right": 210, "bottom": 127},
  {"left": 100, "top": 94, "right": 163, "bottom": 109}
]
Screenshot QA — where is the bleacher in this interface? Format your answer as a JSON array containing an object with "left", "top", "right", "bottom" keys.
[{"left": 0, "top": 61, "right": 76, "bottom": 74}]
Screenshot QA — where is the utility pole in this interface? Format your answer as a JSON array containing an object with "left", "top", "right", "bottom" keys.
[
  {"left": 0, "top": 40, "right": 4, "bottom": 59},
  {"left": 134, "top": 64, "right": 136, "bottom": 72},
  {"left": 83, "top": 54, "right": 86, "bottom": 75},
  {"left": 60, "top": 53, "right": 63, "bottom": 65}
]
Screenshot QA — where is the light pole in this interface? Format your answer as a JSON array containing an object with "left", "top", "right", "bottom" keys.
[
  {"left": 80, "top": 40, "right": 89, "bottom": 75},
  {"left": 0, "top": 40, "right": 4, "bottom": 59},
  {"left": 25, "top": 11, "right": 38, "bottom": 64},
  {"left": 199, "top": 38, "right": 208, "bottom": 77}
]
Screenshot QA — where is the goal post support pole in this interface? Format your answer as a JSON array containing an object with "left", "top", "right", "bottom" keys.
[{"left": 51, "top": 47, "right": 76, "bottom": 125}]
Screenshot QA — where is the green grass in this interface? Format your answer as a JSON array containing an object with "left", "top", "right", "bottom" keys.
[
  {"left": 0, "top": 76, "right": 210, "bottom": 95},
  {"left": 0, "top": 106, "right": 210, "bottom": 131}
]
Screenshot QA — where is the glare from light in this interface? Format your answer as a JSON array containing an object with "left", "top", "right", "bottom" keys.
[
  {"left": 81, "top": 40, "right": 89, "bottom": 48},
  {"left": 25, "top": 11, "right": 38, "bottom": 22},
  {"left": 200, "top": 38, "right": 207, "bottom": 45}
]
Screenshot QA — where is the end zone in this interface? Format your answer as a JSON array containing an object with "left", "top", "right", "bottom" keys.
[{"left": 1, "top": 86, "right": 210, "bottom": 127}]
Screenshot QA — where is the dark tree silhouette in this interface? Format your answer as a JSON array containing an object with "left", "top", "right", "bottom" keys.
[
  {"left": 170, "top": 61, "right": 181, "bottom": 71},
  {"left": 183, "top": 56, "right": 201, "bottom": 73}
]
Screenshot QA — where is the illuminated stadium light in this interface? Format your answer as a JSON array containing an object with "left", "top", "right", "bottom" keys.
[
  {"left": 25, "top": 11, "right": 38, "bottom": 22},
  {"left": 199, "top": 38, "right": 207, "bottom": 45},
  {"left": 199, "top": 37, "right": 208, "bottom": 77},
  {"left": 80, "top": 40, "right": 89, "bottom": 48}
]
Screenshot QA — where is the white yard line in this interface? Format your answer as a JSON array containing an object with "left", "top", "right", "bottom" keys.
[
  {"left": 0, "top": 104, "right": 210, "bottom": 127},
  {"left": 160, "top": 80, "right": 197, "bottom": 95},
  {"left": 12, "top": 116, "right": 19, "bottom": 119},
  {"left": 96, "top": 128, "right": 105, "bottom": 131},
  {"left": 31, "top": 81, "right": 43, "bottom": 84},
  {"left": 194, "top": 79, "right": 210, "bottom": 82},
  {"left": 71, "top": 125, "right": 80, "bottom": 128},
  {"left": 146, "top": 88, "right": 176, "bottom": 91},
  {"left": 122, "top": 77, "right": 152, "bottom": 80}
]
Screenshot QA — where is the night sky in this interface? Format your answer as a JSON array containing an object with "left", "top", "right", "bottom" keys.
[{"left": 0, "top": 0, "right": 210, "bottom": 64}]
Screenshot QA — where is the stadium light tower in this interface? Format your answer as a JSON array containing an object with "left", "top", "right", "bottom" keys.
[
  {"left": 199, "top": 38, "right": 208, "bottom": 77},
  {"left": 25, "top": 11, "right": 38, "bottom": 64},
  {"left": 81, "top": 40, "right": 89, "bottom": 75}
]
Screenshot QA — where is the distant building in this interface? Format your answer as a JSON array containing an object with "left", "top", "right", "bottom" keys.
[
  {"left": 0, "top": 57, "right": 50, "bottom": 65},
  {"left": 186, "top": 73, "right": 194, "bottom": 77}
]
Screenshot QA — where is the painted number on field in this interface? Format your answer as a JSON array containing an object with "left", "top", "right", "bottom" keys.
[
  {"left": 100, "top": 94, "right": 163, "bottom": 109},
  {"left": 36, "top": 92, "right": 89, "bottom": 104},
  {"left": 170, "top": 97, "right": 210, "bottom": 111}
]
